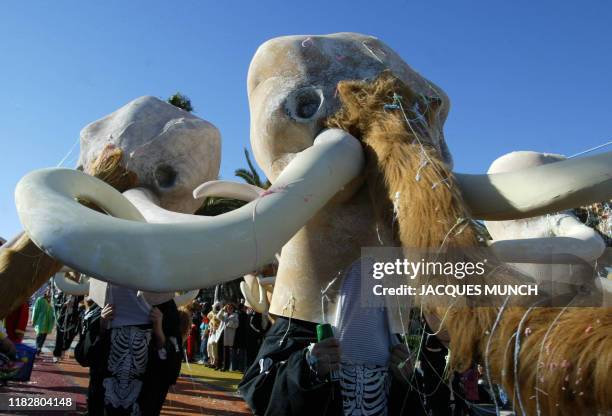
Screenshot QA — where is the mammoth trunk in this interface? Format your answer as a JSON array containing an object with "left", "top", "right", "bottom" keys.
[{"left": 325, "top": 71, "right": 612, "bottom": 415}]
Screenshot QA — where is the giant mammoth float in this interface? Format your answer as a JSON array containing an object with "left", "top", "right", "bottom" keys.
[
  {"left": 4, "top": 33, "right": 612, "bottom": 415},
  {"left": 0, "top": 95, "right": 221, "bottom": 316}
]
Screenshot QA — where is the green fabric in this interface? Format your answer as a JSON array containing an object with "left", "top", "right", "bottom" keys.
[{"left": 32, "top": 297, "right": 54, "bottom": 334}]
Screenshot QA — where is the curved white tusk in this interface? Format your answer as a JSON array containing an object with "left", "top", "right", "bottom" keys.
[
  {"left": 240, "top": 275, "right": 269, "bottom": 314},
  {"left": 54, "top": 271, "right": 90, "bottom": 295},
  {"left": 124, "top": 191, "right": 205, "bottom": 305},
  {"left": 15, "top": 129, "right": 364, "bottom": 292},
  {"left": 488, "top": 237, "right": 603, "bottom": 264},
  {"left": 456, "top": 151, "right": 612, "bottom": 220},
  {"left": 123, "top": 188, "right": 208, "bottom": 224},
  {"left": 173, "top": 289, "right": 200, "bottom": 307},
  {"left": 257, "top": 275, "right": 276, "bottom": 286},
  {"left": 487, "top": 215, "right": 605, "bottom": 264},
  {"left": 257, "top": 279, "right": 267, "bottom": 306},
  {"left": 193, "top": 180, "right": 265, "bottom": 202}
]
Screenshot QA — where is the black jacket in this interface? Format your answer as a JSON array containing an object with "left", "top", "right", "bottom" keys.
[{"left": 238, "top": 316, "right": 423, "bottom": 416}]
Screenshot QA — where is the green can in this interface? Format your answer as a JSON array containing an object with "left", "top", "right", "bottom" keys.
[{"left": 316, "top": 323, "right": 334, "bottom": 341}]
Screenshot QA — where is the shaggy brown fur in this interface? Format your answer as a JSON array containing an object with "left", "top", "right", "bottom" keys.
[
  {"left": 0, "top": 144, "right": 138, "bottom": 318},
  {"left": 487, "top": 306, "right": 612, "bottom": 415},
  {"left": 326, "top": 71, "right": 478, "bottom": 249},
  {"left": 84, "top": 144, "right": 138, "bottom": 193},
  {"left": 0, "top": 233, "right": 63, "bottom": 318},
  {"left": 326, "top": 71, "right": 612, "bottom": 415}
]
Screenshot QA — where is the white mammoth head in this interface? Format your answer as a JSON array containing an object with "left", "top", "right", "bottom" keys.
[
  {"left": 248, "top": 32, "right": 452, "bottom": 183},
  {"left": 78, "top": 96, "right": 221, "bottom": 214}
]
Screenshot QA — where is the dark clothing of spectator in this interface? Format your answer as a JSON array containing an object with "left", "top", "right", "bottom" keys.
[
  {"left": 75, "top": 300, "right": 183, "bottom": 415},
  {"left": 245, "top": 312, "right": 265, "bottom": 368},
  {"left": 52, "top": 293, "right": 83, "bottom": 358},
  {"left": 233, "top": 309, "right": 249, "bottom": 370}
]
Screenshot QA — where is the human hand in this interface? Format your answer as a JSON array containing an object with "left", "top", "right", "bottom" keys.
[
  {"left": 100, "top": 304, "right": 114, "bottom": 330},
  {"left": 389, "top": 343, "right": 413, "bottom": 385},
  {"left": 309, "top": 337, "right": 341, "bottom": 378},
  {"left": 0, "top": 337, "right": 16, "bottom": 358}
]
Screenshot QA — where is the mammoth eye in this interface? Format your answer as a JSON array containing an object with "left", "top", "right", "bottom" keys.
[
  {"left": 285, "top": 86, "right": 324, "bottom": 122},
  {"left": 154, "top": 164, "right": 178, "bottom": 189}
]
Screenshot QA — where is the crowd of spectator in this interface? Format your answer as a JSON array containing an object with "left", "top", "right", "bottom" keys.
[{"left": 181, "top": 298, "right": 266, "bottom": 373}]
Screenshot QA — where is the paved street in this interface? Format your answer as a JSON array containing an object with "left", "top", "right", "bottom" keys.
[{"left": 0, "top": 327, "right": 250, "bottom": 415}]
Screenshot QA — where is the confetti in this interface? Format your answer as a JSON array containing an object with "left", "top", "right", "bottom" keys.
[{"left": 301, "top": 37, "right": 313, "bottom": 47}]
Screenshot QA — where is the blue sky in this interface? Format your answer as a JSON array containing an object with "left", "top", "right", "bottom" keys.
[{"left": 1, "top": 1, "right": 611, "bottom": 238}]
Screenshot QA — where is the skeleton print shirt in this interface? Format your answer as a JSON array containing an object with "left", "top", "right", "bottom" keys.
[{"left": 335, "top": 260, "right": 395, "bottom": 416}]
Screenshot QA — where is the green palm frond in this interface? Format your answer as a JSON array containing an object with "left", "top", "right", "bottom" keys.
[
  {"left": 243, "top": 148, "right": 261, "bottom": 185},
  {"left": 195, "top": 197, "right": 246, "bottom": 216},
  {"left": 167, "top": 92, "right": 193, "bottom": 112},
  {"left": 234, "top": 148, "right": 270, "bottom": 189},
  {"left": 234, "top": 168, "right": 257, "bottom": 186},
  {"left": 196, "top": 147, "right": 272, "bottom": 217}
]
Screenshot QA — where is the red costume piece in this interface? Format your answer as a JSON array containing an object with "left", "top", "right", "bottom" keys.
[
  {"left": 5, "top": 303, "right": 29, "bottom": 343},
  {"left": 187, "top": 323, "right": 198, "bottom": 361}
]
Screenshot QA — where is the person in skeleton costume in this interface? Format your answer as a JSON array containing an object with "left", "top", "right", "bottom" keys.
[
  {"left": 77, "top": 286, "right": 183, "bottom": 416},
  {"left": 101, "top": 300, "right": 152, "bottom": 415},
  {"left": 239, "top": 259, "right": 421, "bottom": 416}
]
